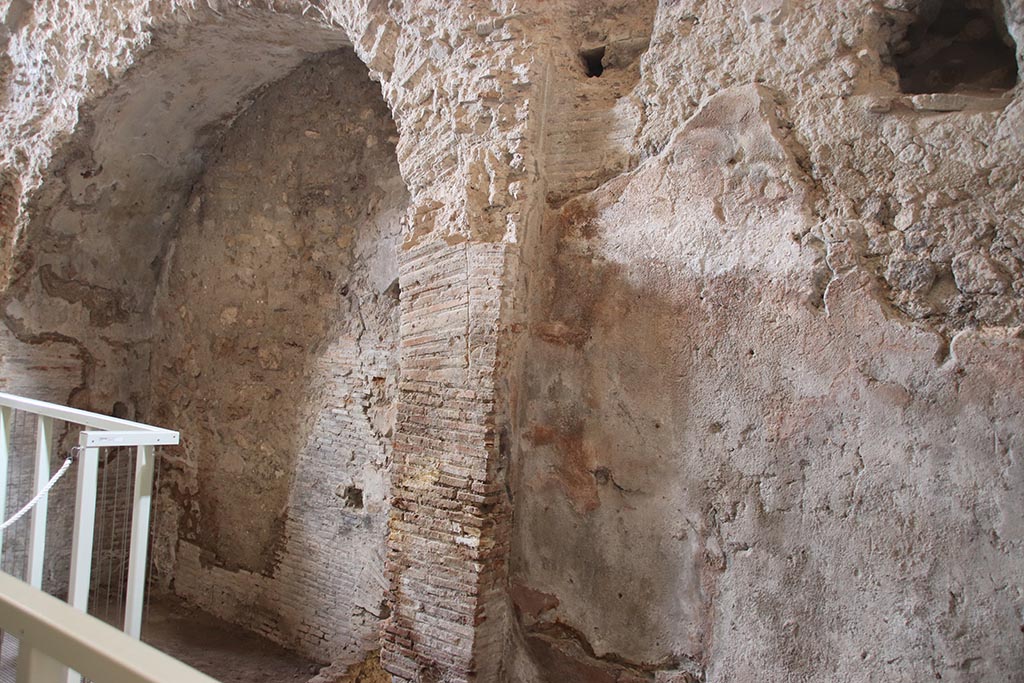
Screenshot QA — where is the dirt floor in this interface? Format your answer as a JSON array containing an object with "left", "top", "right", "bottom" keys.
[
  {"left": 0, "top": 596, "right": 384, "bottom": 683},
  {"left": 140, "top": 598, "right": 322, "bottom": 683}
]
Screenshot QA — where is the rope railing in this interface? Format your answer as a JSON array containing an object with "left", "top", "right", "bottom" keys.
[{"left": 0, "top": 452, "right": 75, "bottom": 532}]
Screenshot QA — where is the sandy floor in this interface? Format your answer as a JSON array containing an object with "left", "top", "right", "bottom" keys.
[
  {"left": 139, "top": 598, "right": 322, "bottom": 683},
  {"left": 0, "top": 597, "right": 322, "bottom": 683}
]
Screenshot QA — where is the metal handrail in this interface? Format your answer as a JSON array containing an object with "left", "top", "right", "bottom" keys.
[
  {"left": 0, "top": 393, "right": 177, "bottom": 438},
  {"left": 0, "top": 570, "right": 217, "bottom": 683},
  {"left": 0, "top": 392, "right": 181, "bottom": 682}
]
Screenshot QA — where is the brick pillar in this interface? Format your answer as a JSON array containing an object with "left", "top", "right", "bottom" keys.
[{"left": 382, "top": 239, "right": 513, "bottom": 682}]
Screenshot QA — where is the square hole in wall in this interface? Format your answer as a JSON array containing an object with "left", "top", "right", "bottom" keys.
[
  {"left": 893, "top": 0, "right": 1019, "bottom": 94},
  {"left": 580, "top": 46, "right": 606, "bottom": 77}
]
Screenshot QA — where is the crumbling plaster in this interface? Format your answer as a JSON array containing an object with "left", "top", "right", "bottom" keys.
[
  {"left": 0, "top": 0, "right": 1020, "bottom": 682},
  {"left": 509, "top": 1, "right": 1024, "bottom": 681}
]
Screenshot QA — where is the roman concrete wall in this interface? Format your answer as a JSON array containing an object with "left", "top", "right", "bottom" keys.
[
  {"left": 508, "top": 1, "right": 1024, "bottom": 681},
  {"left": 0, "top": 1, "right": 1020, "bottom": 681}
]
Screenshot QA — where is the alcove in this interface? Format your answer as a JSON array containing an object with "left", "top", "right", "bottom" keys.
[
  {"left": 0, "top": 9, "right": 408, "bottom": 672},
  {"left": 893, "top": 0, "right": 1018, "bottom": 94}
]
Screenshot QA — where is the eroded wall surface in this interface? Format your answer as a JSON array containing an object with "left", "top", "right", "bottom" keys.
[
  {"left": 0, "top": 0, "right": 1021, "bottom": 682},
  {"left": 2, "top": 0, "right": 536, "bottom": 675},
  {"left": 147, "top": 48, "right": 406, "bottom": 662},
  {"left": 0, "top": 1, "right": 534, "bottom": 678},
  {"left": 510, "top": 1, "right": 1024, "bottom": 681}
]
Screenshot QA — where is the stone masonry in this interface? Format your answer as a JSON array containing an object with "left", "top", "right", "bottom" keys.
[{"left": 0, "top": 1, "right": 1021, "bottom": 682}]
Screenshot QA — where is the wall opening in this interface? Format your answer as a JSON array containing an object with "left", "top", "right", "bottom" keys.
[
  {"left": 893, "top": 0, "right": 1019, "bottom": 94},
  {"left": 0, "top": 8, "right": 408, "bottom": 669},
  {"left": 580, "top": 46, "right": 606, "bottom": 77}
]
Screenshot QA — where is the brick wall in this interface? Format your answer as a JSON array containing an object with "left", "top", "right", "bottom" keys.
[{"left": 381, "top": 240, "right": 513, "bottom": 682}]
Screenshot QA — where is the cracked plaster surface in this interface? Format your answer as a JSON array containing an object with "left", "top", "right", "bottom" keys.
[{"left": 0, "top": 1, "right": 1021, "bottom": 681}]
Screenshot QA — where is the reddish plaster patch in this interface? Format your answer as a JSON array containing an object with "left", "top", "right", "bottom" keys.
[
  {"left": 535, "top": 320, "right": 589, "bottom": 347},
  {"left": 510, "top": 582, "right": 560, "bottom": 620},
  {"left": 527, "top": 422, "right": 600, "bottom": 514}
]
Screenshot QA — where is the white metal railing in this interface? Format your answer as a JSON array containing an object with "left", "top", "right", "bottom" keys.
[
  {"left": 0, "top": 393, "right": 179, "bottom": 682},
  {"left": 0, "top": 570, "right": 217, "bottom": 683}
]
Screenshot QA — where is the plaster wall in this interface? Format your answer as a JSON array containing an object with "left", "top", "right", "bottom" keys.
[
  {"left": 509, "top": 1, "right": 1024, "bottom": 681},
  {"left": 0, "top": 1, "right": 1021, "bottom": 682}
]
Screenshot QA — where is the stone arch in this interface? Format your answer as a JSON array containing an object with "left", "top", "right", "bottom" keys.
[
  {"left": 0, "top": 2, "right": 410, "bottom": 666},
  {"left": 1, "top": 2, "right": 400, "bottom": 405},
  {"left": 0, "top": 1, "right": 531, "bottom": 680}
]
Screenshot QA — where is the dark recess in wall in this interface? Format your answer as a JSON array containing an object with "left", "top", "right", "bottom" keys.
[
  {"left": 342, "top": 485, "right": 364, "bottom": 509},
  {"left": 894, "top": 0, "right": 1019, "bottom": 94},
  {"left": 580, "top": 46, "right": 605, "bottom": 77}
]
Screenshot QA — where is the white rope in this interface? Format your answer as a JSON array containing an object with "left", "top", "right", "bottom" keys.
[{"left": 0, "top": 454, "right": 76, "bottom": 531}]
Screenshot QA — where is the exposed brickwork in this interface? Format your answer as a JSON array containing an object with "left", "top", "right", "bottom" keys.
[
  {"left": 142, "top": 46, "right": 405, "bottom": 664},
  {"left": 6, "top": 2, "right": 1022, "bottom": 683},
  {"left": 172, "top": 335, "right": 395, "bottom": 660},
  {"left": 537, "top": 2, "right": 658, "bottom": 204},
  {"left": 0, "top": 0, "right": 532, "bottom": 677},
  {"left": 380, "top": 239, "right": 514, "bottom": 682},
  {"left": 0, "top": 332, "right": 82, "bottom": 592}
]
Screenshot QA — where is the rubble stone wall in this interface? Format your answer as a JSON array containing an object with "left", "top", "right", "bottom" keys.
[{"left": 0, "top": 1, "right": 1021, "bottom": 681}]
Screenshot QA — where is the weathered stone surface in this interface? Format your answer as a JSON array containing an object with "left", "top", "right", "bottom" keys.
[
  {"left": 147, "top": 48, "right": 405, "bottom": 662},
  {"left": 952, "top": 251, "right": 1010, "bottom": 294},
  {"left": 0, "top": 1, "right": 1021, "bottom": 682}
]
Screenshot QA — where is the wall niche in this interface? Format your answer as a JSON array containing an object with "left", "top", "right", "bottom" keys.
[{"left": 893, "top": 0, "right": 1019, "bottom": 94}]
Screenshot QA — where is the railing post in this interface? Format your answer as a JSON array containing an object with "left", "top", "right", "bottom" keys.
[
  {"left": 16, "top": 639, "right": 63, "bottom": 683},
  {"left": 0, "top": 405, "right": 11, "bottom": 553},
  {"left": 0, "top": 405, "right": 10, "bottom": 656},
  {"left": 28, "top": 416, "right": 54, "bottom": 589},
  {"left": 123, "top": 445, "right": 154, "bottom": 639},
  {"left": 62, "top": 444, "right": 99, "bottom": 683},
  {"left": 66, "top": 445, "right": 99, "bottom": 610}
]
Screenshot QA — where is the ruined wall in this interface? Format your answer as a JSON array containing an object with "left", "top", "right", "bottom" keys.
[
  {"left": 0, "top": 0, "right": 1022, "bottom": 681},
  {"left": 147, "top": 48, "right": 406, "bottom": 662},
  {"left": 0, "top": 12, "right": 354, "bottom": 417},
  {"left": 0, "top": 3, "right": 411, "bottom": 664},
  {"left": 510, "top": 0, "right": 1024, "bottom": 681},
  {"left": 0, "top": 0, "right": 537, "bottom": 679}
]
